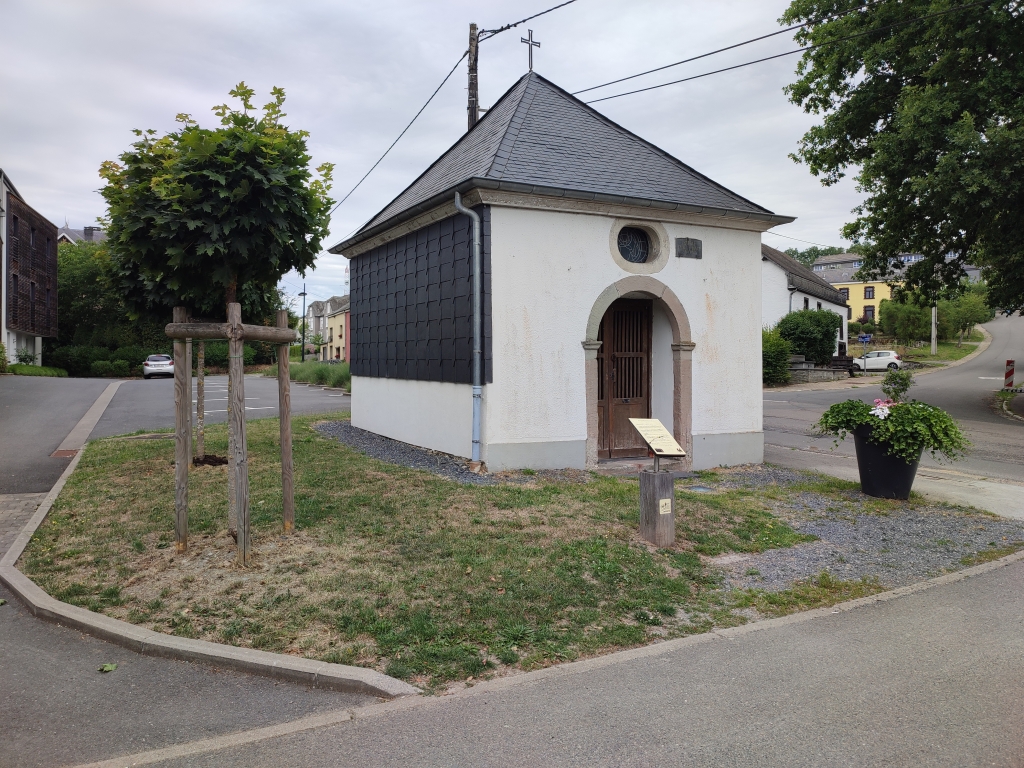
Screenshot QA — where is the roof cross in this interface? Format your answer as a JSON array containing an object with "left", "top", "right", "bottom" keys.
[{"left": 520, "top": 29, "right": 540, "bottom": 71}]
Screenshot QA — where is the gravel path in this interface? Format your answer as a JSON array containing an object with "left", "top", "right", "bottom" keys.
[
  {"left": 700, "top": 467, "right": 1024, "bottom": 592},
  {"left": 314, "top": 420, "right": 590, "bottom": 486}
]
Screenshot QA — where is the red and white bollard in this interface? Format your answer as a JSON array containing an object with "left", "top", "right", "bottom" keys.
[{"left": 1006, "top": 360, "right": 1016, "bottom": 390}]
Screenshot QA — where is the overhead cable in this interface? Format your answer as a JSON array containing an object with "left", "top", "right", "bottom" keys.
[
  {"left": 585, "top": 0, "right": 994, "bottom": 104},
  {"left": 480, "top": 0, "right": 579, "bottom": 41}
]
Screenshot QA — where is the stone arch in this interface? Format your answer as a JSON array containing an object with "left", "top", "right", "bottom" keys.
[{"left": 582, "top": 276, "right": 695, "bottom": 468}]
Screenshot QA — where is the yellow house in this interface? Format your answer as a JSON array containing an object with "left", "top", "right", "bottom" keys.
[
  {"left": 811, "top": 253, "right": 921, "bottom": 323},
  {"left": 322, "top": 295, "right": 350, "bottom": 361}
]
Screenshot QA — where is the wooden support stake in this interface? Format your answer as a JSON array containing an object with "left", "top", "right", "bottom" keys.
[
  {"left": 228, "top": 303, "right": 251, "bottom": 565},
  {"left": 277, "top": 310, "right": 294, "bottom": 533},
  {"left": 172, "top": 307, "right": 189, "bottom": 553},
  {"left": 196, "top": 341, "right": 205, "bottom": 460},
  {"left": 185, "top": 337, "right": 193, "bottom": 466},
  {"left": 639, "top": 470, "right": 675, "bottom": 547},
  {"left": 227, "top": 372, "right": 237, "bottom": 536}
]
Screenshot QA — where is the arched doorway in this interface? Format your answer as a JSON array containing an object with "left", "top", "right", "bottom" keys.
[
  {"left": 583, "top": 276, "right": 694, "bottom": 467},
  {"left": 596, "top": 298, "right": 653, "bottom": 458}
]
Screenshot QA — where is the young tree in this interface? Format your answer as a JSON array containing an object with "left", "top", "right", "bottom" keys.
[
  {"left": 99, "top": 83, "right": 333, "bottom": 319},
  {"left": 782, "top": 1, "right": 1024, "bottom": 314}
]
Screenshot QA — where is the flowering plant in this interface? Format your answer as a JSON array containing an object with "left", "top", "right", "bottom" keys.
[{"left": 817, "top": 370, "right": 969, "bottom": 463}]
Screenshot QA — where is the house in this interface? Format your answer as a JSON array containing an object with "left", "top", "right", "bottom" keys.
[
  {"left": 813, "top": 253, "right": 982, "bottom": 324},
  {"left": 761, "top": 244, "right": 849, "bottom": 354},
  {"left": 324, "top": 295, "right": 350, "bottom": 361},
  {"left": 57, "top": 225, "right": 106, "bottom": 245},
  {"left": 327, "top": 72, "right": 794, "bottom": 471},
  {"left": 2, "top": 170, "right": 58, "bottom": 365},
  {"left": 304, "top": 295, "right": 349, "bottom": 360}
]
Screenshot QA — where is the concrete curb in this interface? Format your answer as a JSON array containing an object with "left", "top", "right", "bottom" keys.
[
  {"left": 0, "top": 445, "right": 418, "bottom": 702},
  {"left": 1001, "top": 395, "right": 1024, "bottom": 423}
]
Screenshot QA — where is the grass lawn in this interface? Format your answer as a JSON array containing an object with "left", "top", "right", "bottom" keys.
[{"left": 22, "top": 416, "right": 888, "bottom": 691}]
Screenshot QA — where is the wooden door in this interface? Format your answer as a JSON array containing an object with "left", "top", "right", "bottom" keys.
[{"left": 596, "top": 299, "right": 652, "bottom": 459}]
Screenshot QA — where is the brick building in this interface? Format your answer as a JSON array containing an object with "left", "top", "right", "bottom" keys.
[{"left": 2, "top": 170, "right": 58, "bottom": 365}]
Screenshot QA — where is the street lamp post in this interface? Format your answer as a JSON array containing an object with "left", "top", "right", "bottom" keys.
[{"left": 299, "top": 285, "right": 307, "bottom": 363}]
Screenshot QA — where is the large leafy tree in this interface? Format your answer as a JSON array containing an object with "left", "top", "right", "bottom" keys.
[
  {"left": 782, "top": 0, "right": 1024, "bottom": 313},
  {"left": 99, "top": 83, "right": 333, "bottom": 319}
]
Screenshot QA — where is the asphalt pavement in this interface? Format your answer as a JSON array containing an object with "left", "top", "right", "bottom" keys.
[{"left": 763, "top": 315, "right": 1024, "bottom": 498}]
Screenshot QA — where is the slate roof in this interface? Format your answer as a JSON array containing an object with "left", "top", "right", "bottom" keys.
[
  {"left": 331, "top": 72, "right": 792, "bottom": 253},
  {"left": 57, "top": 226, "right": 108, "bottom": 244},
  {"left": 762, "top": 244, "right": 847, "bottom": 306}
]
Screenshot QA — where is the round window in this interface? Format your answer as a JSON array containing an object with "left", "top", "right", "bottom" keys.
[{"left": 617, "top": 227, "right": 650, "bottom": 264}]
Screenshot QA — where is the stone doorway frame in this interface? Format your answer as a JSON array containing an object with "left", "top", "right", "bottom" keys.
[{"left": 582, "top": 276, "right": 695, "bottom": 468}]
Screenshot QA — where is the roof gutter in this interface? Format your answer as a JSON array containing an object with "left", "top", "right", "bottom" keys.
[{"left": 328, "top": 178, "right": 796, "bottom": 255}]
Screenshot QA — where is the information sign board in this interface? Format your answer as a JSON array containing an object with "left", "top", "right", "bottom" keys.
[{"left": 628, "top": 418, "right": 686, "bottom": 457}]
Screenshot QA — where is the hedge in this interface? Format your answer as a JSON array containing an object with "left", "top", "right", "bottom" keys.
[
  {"left": 762, "top": 328, "right": 792, "bottom": 386},
  {"left": 777, "top": 309, "right": 843, "bottom": 366},
  {"left": 10, "top": 364, "right": 68, "bottom": 378}
]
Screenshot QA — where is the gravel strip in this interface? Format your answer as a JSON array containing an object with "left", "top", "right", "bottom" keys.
[
  {"left": 701, "top": 466, "right": 1024, "bottom": 592},
  {"left": 314, "top": 420, "right": 591, "bottom": 486}
]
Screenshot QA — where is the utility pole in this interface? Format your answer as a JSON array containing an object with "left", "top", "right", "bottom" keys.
[
  {"left": 931, "top": 304, "right": 938, "bottom": 355},
  {"left": 467, "top": 23, "right": 480, "bottom": 130},
  {"left": 299, "top": 285, "right": 307, "bottom": 363}
]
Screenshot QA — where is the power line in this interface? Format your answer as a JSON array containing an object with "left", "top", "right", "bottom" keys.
[
  {"left": 573, "top": 24, "right": 806, "bottom": 96},
  {"left": 327, "top": 52, "right": 467, "bottom": 217},
  {"left": 327, "top": 1, "right": 582, "bottom": 220},
  {"left": 572, "top": 1, "right": 889, "bottom": 96},
  {"left": 764, "top": 231, "right": 846, "bottom": 249},
  {"left": 480, "top": 0, "right": 579, "bottom": 41},
  {"left": 585, "top": 0, "right": 994, "bottom": 104}
]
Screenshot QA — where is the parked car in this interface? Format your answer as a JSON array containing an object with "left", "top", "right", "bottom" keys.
[
  {"left": 142, "top": 354, "right": 174, "bottom": 379},
  {"left": 851, "top": 350, "right": 903, "bottom": 372}
]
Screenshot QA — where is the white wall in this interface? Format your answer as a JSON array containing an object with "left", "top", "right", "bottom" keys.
[
  {"left": 762, "top": 258, "right": 848, "bottom": 352},
  {"left": 651, "top": 303, "right": 674, "bottom": 433},
  {"left": 351, "top": 376, "right": 474, "bottom": 459},
  {"left": 487, "top": 206, "right": 764, "bottom": 467}
]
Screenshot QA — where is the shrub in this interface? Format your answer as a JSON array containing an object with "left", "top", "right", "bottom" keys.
[
  {"left": 878, "top": 299, "right": 930, "bottom": 343},
  {"left": 847, "top": 322, "right": 862, "bottom": 336},
  {"left": 861, "top": 322, "right": 876, "bottom": 335},
  {"left": 762, "top": 328, "right": 792, "bottom": 386},
  {"left": 199, "top": 341, "right": 256, "bottom": 368},
  {"left": 10, "top": 364, "right": 68, "bottom": 377},
  {"left": 327, "top": 363, "right": 351, "bottom": 389},
  {"left": 881, "top": 368, "right": 915, "bottom": 402},
  {"left": 110, "top": 360, "right": 131, "bottom": 377},
  {"left": 0, "top": 342, "right": 7, "bottom": 374},
  {"left": 777, "top": 309, "right": 844, "bottom": 366},
  {"left": 15, "top": 347, "right": 37, "bottom": 365},
  {"left": 91, "top": 360, "right": 113, "bottom": 377},
  {"left": 47, "top": 346, "right": 111, "bottom": 377}
]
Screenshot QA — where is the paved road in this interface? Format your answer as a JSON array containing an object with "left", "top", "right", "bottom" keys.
[
  {"left": 0, "top": 377, "right": 110, "bottom": 493},
  {"left": 110, "top": 559, "right": 1024, "bottom": 768},
  {"left": 764, "top": 314, "right": 1024, "bottom": 485},
  {"left": 0, "top": 374, "right": 349, "bottom": 493}
]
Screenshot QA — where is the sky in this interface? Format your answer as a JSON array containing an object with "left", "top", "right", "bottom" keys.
[{"left": 1, "top": 0, "right": 864, "bottom": 311}]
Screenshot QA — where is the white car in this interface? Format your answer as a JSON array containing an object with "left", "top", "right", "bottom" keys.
[
  {"left": 142, "top": 354, "right": 174, "bottom": 379},
  {"left": 852, "top": 350, "right": 903, "bottom": 372}
]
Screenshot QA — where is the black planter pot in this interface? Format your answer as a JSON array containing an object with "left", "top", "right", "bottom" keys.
[{"left": 852, "top": 425, "right": 923, "bottom": 500}]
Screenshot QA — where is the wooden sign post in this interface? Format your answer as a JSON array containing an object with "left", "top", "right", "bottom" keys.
[
  {"left": 629, "top": 418, "right": 686, "bottom": 548},
  {"left": 166, "top": 303, "right": 297, "bottom": 564}
]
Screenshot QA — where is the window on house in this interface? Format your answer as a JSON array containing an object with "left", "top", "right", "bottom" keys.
[
  {"left": 46, "top": 288, "right": 51, "bottom": 318},
  {"left": 30, "top": 227, "right": 36, "bottom": 248},
  {"left": 803, "top": 297, "right": 809, "bottom": 310},
  {"left": 864, "top": 305, "right": 875, "bottom": 320},
  {"left": 11, "top": 275, "right": 18, "bottom": 322},
  {"left": 853, "top": 260, "right": 863, "bottom": 267},
  {"left": 864, "top": 286, "right": 875, "bottom": 299},
  {"left": 839, "top": 322, "right": 844, "bottom": 340},
  {"left": 11, "top": 216, "right": 18, "bottom": 238},
  {"left": 848, "top": 308, "right": 852, "bottom": 319},
  {"left": 30, "top": 282, "right": 36, "bottom": 328},
  {"left": 817, "top": 301, "right": 822, "bottom": 310},
  {"left": 839, "top": 288, "right": 849, "bottom": 301}
]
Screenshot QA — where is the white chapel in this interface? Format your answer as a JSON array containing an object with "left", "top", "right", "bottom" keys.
[{"left": 328, "top": 72, "right": 795, "bottom": 471}]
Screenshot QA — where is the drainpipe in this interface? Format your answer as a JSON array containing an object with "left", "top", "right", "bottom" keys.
[
  {"left": 453, "top": 191, "right": 483, "bottom": 469},
  {"left": 788, "top": 282, "right": 798, "bottom": 314}
]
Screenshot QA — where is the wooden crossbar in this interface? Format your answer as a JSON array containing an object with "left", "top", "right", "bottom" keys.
[{"left": 164, "top": 322, "right": 297, "bottom": 344}]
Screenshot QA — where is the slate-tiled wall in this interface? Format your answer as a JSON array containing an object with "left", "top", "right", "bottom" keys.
[{"left": 350, "top": 207, "right": 492, "bottom": 383}]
